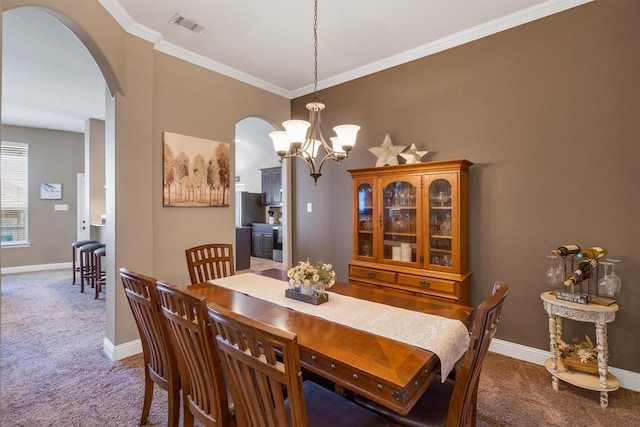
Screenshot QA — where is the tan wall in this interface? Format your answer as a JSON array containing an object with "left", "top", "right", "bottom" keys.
[
  {"left": 0, "top": 125, "right": 84, "bottom": 267},
  {"left": 150, "top": 53, "right": 290, "bottom": 284},
  {"left": 1, "top": 0, "right": 290, "bottom": 348},
  {"left": 292, "top": 1, "right": 640, "bottom": 373},
  {"left": 86, "top": 118, "right": 105, "bottom": 225}
]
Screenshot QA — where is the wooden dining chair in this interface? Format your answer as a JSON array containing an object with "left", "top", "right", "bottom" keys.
[
  {"left": 185, "top": 243, "right": 235, "bottom": 284},
  {"left": 155, "top": 281, "right": 234, "bottom": 427},
  {"left": 354, "top": 282, "right": 509, "bottom": 427},
  {"left": 119, "top": 268, "right": 181, "bottom": 427},
  {"left": 207, "top": 302, "right": 390, "bottom": 427}
]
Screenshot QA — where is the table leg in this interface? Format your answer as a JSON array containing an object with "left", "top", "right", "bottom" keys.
[
  {"left": 595, "top": 322, "right": 609, "bottom": 408},
  {"left": 547, "top": 313, "right": 559, "bottom": 391}
]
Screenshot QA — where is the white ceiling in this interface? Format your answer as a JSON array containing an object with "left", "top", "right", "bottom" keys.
[{"left": 1, "top": 0, "right": 590, "bottom": 133}]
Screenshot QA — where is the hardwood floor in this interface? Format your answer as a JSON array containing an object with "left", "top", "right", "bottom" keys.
[{"left": 241, "top": 256, "right": 283, "bottom": 273}]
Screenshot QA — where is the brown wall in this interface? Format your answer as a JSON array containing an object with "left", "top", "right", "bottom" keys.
[{"left": 291, "top": 1, "right": 640, "bottom": 372}]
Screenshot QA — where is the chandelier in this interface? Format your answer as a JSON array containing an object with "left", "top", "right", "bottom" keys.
[{"left": 269, "top": 0, "right": 360, "bottom": 184}]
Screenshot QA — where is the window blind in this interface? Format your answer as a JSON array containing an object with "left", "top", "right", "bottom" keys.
[{"left": 1, "top": 142, "right": 29, "bottom": 244}]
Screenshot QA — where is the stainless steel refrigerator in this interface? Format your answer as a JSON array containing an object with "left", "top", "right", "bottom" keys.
[{"left": 235, "top": 192, "right": 264, "bottom": 226}]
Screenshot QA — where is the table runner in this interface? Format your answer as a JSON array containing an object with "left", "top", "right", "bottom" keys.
[{"left": 210, "top": 273, "right": 470, "bottom": 381}]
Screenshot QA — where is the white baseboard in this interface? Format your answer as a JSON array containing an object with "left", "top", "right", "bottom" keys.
[
  {"left": 490, "top": 338, "right": 640, "bottom": 392},
  {"left": 103, "top": 337, "right": 142, "bottom": 361},
  {"left": 1, "top": 262, "right": 72, "bottom": 274}
]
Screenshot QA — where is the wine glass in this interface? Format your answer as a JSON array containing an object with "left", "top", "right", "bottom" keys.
[
  {"left": 605, "top": 259, "right": 622, "bottom": 293},
  {"left": 435, "top": 191, "right": 449, "bottom": 206},
  {"left": 544, "top": 255, "right": 564, "bottom": 287},
  {"left": 384, "top": 188, "right": 393, "bottom": 206},
  {"left": 598, "top": 262, "right": 617, "bottom": 297}
]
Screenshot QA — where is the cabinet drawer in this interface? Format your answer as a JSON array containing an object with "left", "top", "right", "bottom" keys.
[
  {"left": 397, "top": 274, "right": 455, "bottom": 295},
  {"left": 350, "top": 266, "right": 396, "bottom": 284}
]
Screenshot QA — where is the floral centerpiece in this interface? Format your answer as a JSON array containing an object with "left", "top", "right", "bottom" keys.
[
  {"left": 287, "top": 258, "right": 336, "bottom": 296},
  {"left": 558, "top": 335, "right": 599, "bottom": 374}
]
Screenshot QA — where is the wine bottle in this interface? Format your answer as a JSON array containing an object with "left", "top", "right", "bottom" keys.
[
  {"left": 564, "top": 271, "right": 591, "bottom": 286},
  {"left": 577, "top": 247, "right": 607, "bottom": 260},
  {"left": 572, "top": 261, "right": 593, "bottom": 278},
  {"left": 551, "top": 244, "right": 580, "bottom": 257}
]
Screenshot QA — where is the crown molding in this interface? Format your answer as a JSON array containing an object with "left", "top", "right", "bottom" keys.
[
  {"left": 153, "top": 41, "right": 292, "bottom": 98},
  {"left": 98, "top": 0, "right": 161, "bottom": 44},
  {"left": 290, "top": 0, "right": 593, "bottom": 98},
  {"left": 99, "top": 0, "right": 592, "bottom": 100}
]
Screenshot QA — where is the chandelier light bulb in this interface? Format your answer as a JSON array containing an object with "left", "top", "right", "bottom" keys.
[
  {"left": 333, "top": 124, "right": 361, "bottom": 152},
  {"left": 330, "top": 137, "right": 347, "bottom": 160},
  {"left": 282, "top": 120, "right": 310, "bottom": 149},
  {"left": 302, "top": 139, "right": 322, "bottom": 160},
  {"left": 269, "top": 131, "right": 291, "bottom": 156}
]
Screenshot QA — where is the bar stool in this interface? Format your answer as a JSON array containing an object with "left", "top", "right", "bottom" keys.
[
  {"left": 94, "top": 246, "right": 106, "bottom": 299},
  {"left": 72, "top": 240, "right": 99, "bottom": 285},
  {"left": 79, "top": 242, "right": 105, "bottom": 294}
]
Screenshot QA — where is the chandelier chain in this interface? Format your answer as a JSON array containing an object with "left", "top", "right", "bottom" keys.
[
  {"left": 313, "top": 0, "right": 318, "bottom": 98},
  {"left": 269, "top": 0, "right": 360, "bottom": 184}
]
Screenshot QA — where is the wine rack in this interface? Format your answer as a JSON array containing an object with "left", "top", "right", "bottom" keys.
[{"left": 552, "top": 254, "right": 615, "bottom": 306}]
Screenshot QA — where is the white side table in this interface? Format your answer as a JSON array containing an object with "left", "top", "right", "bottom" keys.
[{"left": 540, "top": 291, "right": 619, "bottom": 408}]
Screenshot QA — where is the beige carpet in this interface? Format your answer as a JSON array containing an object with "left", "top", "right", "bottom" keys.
[{"left": 2, "top": 269, "right": 639, "bottom": 426}]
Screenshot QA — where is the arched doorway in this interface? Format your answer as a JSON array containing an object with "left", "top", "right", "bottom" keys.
[
  {"left": 235, "top": 116, "right": 292, "bottom": 268},
  {"left": 1, "top": 5, "right": 121, "bottom": 356}
]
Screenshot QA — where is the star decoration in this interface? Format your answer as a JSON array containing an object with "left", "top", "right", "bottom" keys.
[
  {"left": 399, "top": 143, "right": 429, "bottom": 164},
  {"left": 368, "top": 134, "right": 407, "bottom": 167}
]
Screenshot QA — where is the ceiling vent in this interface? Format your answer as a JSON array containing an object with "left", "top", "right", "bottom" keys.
[{"left": 169, "top": 13, "right": 206, "bottom": 34}]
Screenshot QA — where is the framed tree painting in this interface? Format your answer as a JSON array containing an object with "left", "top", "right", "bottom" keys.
[{"left": 163, "top": 131, "right": 230, "bottom": 207}]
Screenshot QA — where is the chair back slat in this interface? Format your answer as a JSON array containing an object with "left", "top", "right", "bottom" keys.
[
  {"left": 120, "top": 268, "right": 178, "bottom": 386},
  {"left": 447, "top": 282, "right": 508, "bottom": 427},
  {"left": 119, "top": 268, "right": 181, "bottom": 426},
  {"left": 186, "top": 243, "right": 235, "bottom": 284},
  {"left": 208, "top": 303, "right": 308, "bottom": 427},
  {"left": 155, "top": 281, "right": 231, "bottom": 426}
]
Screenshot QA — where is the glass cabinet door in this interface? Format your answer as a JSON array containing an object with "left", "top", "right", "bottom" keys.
[
  {"left": 356, "top": 182, "right": 374, "bottom": 258},
  {"left": 428, "top": 176, "right": 455, "bottom": 270},
  {"left": 381, "top": 178, "right": 419, "bottom": 264}
]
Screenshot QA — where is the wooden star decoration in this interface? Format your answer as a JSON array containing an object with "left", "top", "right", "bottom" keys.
[
  {"left": 399, "top": 143, "right": 429, "bottom": 164},
  {"left": 368, "top": 134, "right": 407, "bottom": 167}
]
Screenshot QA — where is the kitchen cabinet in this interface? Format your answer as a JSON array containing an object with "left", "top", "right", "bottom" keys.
[
  {"left": 236, "top": 227, "right": 251, "bottom": 271},
  {"left": 348, "top": 160, "right": 472, "bottom": 305},
  {"left": 252, "top": 223, "right": 273, "bottom": 259},
  {"left": 261, "top": 167, "right": 282, "bottom": 206}
]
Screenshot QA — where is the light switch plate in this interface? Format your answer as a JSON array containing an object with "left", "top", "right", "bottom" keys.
[
  {"left": 306, "top": 202, "right": 312, "bottom": 213},
  {"left": 54, "top": 204, "right": 68, "bottom": 211}
]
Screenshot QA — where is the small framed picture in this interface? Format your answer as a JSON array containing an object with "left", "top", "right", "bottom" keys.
[{"left": 40, "top": 182, "right": 62, "bottom": 200}]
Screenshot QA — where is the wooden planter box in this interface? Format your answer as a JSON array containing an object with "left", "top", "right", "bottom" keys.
[
  {"left": 285, "top": 288, "right": 329, "bottom": 305},
  {"left": 563, "top": 357, "right": 599, "bottom": 374}
]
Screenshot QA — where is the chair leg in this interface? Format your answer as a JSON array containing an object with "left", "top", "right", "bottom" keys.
[
  {"left": 95, "top": 254, "right": 104, "bottom": 299},
  {"left": 183, "top": 396, "right": 194, "bottom": 427},
  {"left": 140, "top": 370, "right": 153, "bottom": 426},
  {"left": 72, "top": 246, "right": 77, "bottom": 285},
  {"left": 80, "top": 250, "right": 86, "bottom": 293},
  {"left": 167, "top": 387, "right": 180, "bottom": 427}
]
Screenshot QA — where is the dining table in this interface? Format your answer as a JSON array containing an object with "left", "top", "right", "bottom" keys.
[{"left": 185, "top": 268, "right": 473, "bottom": 416}]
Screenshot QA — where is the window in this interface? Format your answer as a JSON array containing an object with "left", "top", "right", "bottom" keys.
[{"left": 1, "top": 142, "right": 29, "bottom": 246}]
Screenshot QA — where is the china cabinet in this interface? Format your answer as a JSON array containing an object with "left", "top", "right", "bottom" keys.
[{"left": 348, "top": 159, "right": 472, "bottom": 305}]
